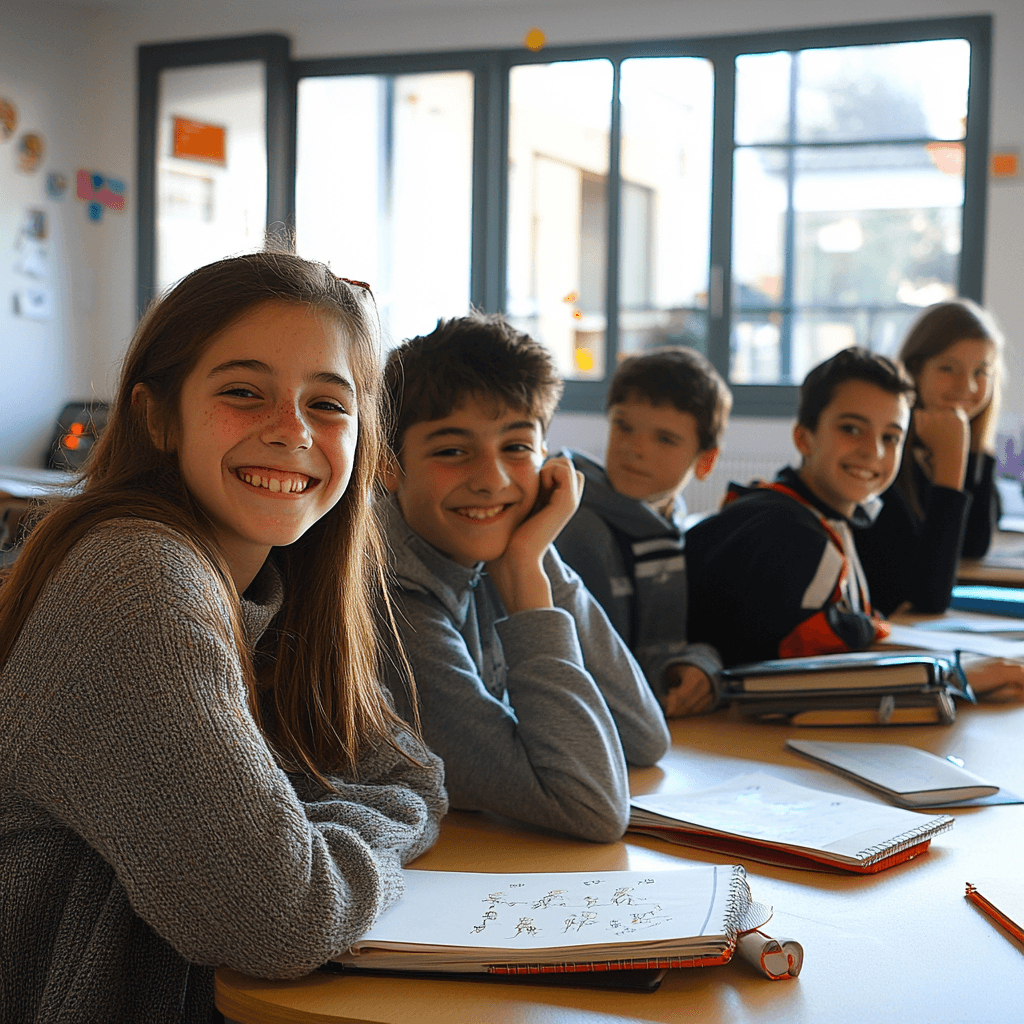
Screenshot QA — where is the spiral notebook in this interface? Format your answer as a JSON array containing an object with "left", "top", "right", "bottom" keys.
[
  {"left": 331, "top": 865, "right": 772, "bottom": 975},
  {"left": 630, "top": 772, "right": 954, "bottom": 873}
]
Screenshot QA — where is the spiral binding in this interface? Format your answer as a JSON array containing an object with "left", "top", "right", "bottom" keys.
[{"left": 856, "top": 815, "right": 954, "bottom": 864}]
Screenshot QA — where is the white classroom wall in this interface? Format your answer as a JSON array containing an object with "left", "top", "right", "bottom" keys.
[{"left": 0, "top": 0, "right": 1021, "bottom": 470}]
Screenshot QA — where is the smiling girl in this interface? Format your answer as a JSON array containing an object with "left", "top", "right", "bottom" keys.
[
  {"left": 857, "top": 299, "right": 1004, "bottom": 619},
  {"left": 0, "top": 253, "right": 446, "bottom": 1023}
]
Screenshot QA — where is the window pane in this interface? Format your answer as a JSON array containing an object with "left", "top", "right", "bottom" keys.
[
  {"left": 731, "top": 147, "right": 786, "bottom": 312},
  {"left": 296, "top": 72, "right": 474, "bottom": 347},
  {"left": 793, "top": 144, "right": 963, "bottom": 306},
  {"left": 796, "top": 40, "right": 970, "bottom": 142},
  {"left": 735, "top": 51, "right": 792, "bottom": 145},
  {"left": 156, "top": 62, "right": 266, "bottom": 295},
  {"left": 506, "top": 60, "right": 613, "bottom": 380},
  {"left": 731, "top": 37, "right": 971, "bottom": 387},
  {"left": 618, "top": 57, "right": 714, "bottom": 359}
]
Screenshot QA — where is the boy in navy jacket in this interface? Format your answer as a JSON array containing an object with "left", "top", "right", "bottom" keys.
[
  {"left": 557, "top": 347, "right": 731, "bottom": 716},
  {"left": 686, "top": 347, "right": 913, "bottom": 667}
]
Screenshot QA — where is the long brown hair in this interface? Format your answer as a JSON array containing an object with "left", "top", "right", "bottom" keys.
[
  {"left": 896, "top": 298, "right": 1004, "bottom": 518},
  {"left": 0, "top": 252, "right": 415, "bottom": 783}
]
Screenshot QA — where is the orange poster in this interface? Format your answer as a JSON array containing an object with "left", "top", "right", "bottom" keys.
[{"left": 172, "top": 117, "right": 227, "bottom": 165}]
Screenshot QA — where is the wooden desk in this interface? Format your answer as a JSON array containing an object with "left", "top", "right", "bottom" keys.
[
  {"left": 959, "top": 528, "right": 1024, "bottom": 586},
  {"left": 217, "top": 701, "right": 1024, "bottom": 1024}
]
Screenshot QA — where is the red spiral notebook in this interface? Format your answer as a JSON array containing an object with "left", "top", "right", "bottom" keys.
[{"left": 630, "top": 773, "right": 954, "bottom": 874}]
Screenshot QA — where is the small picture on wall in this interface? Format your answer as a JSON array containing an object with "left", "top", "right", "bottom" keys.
[
  {"left": 13, "top": 284, "right": 53, "bottom": 321},
  {"left": 172, "top": 116, "right": 227, "bottom": 165},
  {"left": 21, "top": 208, "right": 47, "bottom": 241},
  {"left": 0, "top": 97, "right": 17, "bottom": 140},
  {"left": 46, "top": 171, "right": 68, "bottom": 199},
  {"left": 17, "top": 132, "right": 45, "bottom": 173}
]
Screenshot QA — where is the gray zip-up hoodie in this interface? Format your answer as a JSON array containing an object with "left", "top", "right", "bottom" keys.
[
  {"left": 555, "top": 450, "right": 722, "bottom": 704},
  {"left": 382, "top": 495, "right": 670, "bottom": 843}
]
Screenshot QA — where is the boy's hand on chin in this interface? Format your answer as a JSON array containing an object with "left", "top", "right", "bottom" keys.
[
  {"left": 486, "top": 457, "right": 584, "bottom": 615},
  {"left": 662, "top": 665, "right": 715, "bottom": 717}
]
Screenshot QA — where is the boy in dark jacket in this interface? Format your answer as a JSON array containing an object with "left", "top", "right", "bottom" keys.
[
  {"left": 686, "top": 347, "right": 913, "bottom": 667},
  {"left": 557, "top": 347, "right": 731, "bottom": 716}
]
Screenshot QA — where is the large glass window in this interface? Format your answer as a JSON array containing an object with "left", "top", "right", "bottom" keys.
[
  {"left": 617, "top": 57, "right": 714, "bottom": 360},
  {"left": 731, "top": 38, "right": 971, "bottom": 384},
  {"left": 295, "top": 71, "right": 474, "bottom": 347},
  {"left": 138, "top": 18, "right": 989, "bottom": 414},
  {"left": 505, "top": 60, "right": 614, "bottom": 380},
  {"left": 155, "top": 62, "right": 267, "bottom": 295}
]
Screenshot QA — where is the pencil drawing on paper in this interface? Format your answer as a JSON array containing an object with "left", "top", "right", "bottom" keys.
[{"left": 465, "top": 877, "right": 671, "bottom": 940}]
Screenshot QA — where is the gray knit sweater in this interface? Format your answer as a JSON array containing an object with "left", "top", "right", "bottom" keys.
[{"left": 0, "top": 518, "right": 447, "bottom": 1024}]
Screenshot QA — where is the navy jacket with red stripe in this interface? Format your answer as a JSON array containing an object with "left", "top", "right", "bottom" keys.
[{"left": 685, "top": 467, "right": 886, "bottom": 668}]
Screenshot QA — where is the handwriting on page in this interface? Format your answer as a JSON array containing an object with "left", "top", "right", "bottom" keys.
[{"left": 468, "top": 878, "right": 666, "bottom": 939}]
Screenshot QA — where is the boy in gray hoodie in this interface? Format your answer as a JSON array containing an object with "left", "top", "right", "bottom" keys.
[
  {"left": 556, "top": 347, "right": 730, "bottom": 717},
  {"left": 380, "top": 314, "right": 669, "bottom": 843}
]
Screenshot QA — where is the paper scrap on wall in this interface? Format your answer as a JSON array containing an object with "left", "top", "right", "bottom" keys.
[{"left": 13, "top": 285, "right": 53, "bottom": 321}]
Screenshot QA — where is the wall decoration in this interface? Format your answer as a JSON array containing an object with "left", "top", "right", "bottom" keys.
[
  {"left": 46, "top": 171, "right": 68, "bottom": 199},
  {"left": 0, "top": 97, "right": 16, "bottom": 140},
  {"left": 991, "top": 150, "right": 1020, "bottom": 180},
  {"left": 172, "top": 116, "right": 227, "bottom": 165},
  {"left": 15, "top": 240, "right": 48, "bottom": 279},
  {"left": 17, "top": 132, "right": 45, "bottom": 172},
  {"left": 15, "top": 209, "right": 49, "bottom": 280},
  {"left": 20, "top": 208, "right": 47, "bottom": 241},
  {"left": 524, "top": 27, "right": 547, "bottom": 51},
  {"left": 76, "top": 169, "right": 127, "bottom": 221},
  {"left": 13, "top": 285, "right": 53, "bottom": 321}
]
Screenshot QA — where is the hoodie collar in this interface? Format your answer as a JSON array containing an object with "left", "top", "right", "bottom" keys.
[
  {"left": 562, "top": 448, "right": 685, "bottom": 537},
  {"left": 774, "top": 465, "right": 876, "bottom": 528},
  {"left": 382, "top": 493, "right": 484, "bottom": 626}
]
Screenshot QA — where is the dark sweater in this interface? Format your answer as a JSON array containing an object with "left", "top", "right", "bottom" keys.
[
  {"left": 857, "top": 451, "right": 997, "bottom": 615},
  {"left": 685, "top": 468, "right": 879, "bottom": 667}
]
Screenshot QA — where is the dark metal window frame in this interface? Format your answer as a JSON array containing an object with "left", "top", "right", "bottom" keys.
[
  {"left": 136, "top": 34, "right": 294, "bottom": 319},
  {"left": 136, "top": 16, "right": 990, "bottom": 416}
]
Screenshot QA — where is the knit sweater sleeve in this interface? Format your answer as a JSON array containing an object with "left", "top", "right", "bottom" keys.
[
  {"left": 385, "top": 581, "right": 636, "bottom": 844},
  {"left": 1, "top": 521, "right": 446, "bottom": 979}
]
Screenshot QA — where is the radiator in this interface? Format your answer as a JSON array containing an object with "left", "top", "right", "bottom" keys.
[{"left": 682, "top": 455, "right": 787, "bottom": 516}]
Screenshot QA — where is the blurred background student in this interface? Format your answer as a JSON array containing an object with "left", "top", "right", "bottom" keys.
[{"left": 857, "top": 299, "right": 1002, "bottom": 617}]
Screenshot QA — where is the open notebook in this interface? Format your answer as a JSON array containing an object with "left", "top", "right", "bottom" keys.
[
  {"left": 630, "top": 772, "right": 954, "bottom": 873},
  {"left": 332, "top": 865, "right": 774, "bottom": 976}
]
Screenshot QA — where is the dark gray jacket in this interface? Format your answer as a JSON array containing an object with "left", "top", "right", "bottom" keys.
[{"left": 555, "top": 450, "right": 722, "bottom": 703}]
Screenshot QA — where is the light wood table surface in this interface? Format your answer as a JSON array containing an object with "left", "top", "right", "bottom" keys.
[
  {"left": 959, "top": 528, "right": 1024, "bottom": 586},
  {"left": 217, "top": 692, "right": 1024, "bottom": 1024}
]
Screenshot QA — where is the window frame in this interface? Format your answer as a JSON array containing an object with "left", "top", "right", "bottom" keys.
[{"left": 136, "top": 16, "right": 991, "bottom": 416}]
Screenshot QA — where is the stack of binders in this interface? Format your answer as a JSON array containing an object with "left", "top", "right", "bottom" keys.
[{"left": 720, "top": 650, "right": 974, "bottom": 726}]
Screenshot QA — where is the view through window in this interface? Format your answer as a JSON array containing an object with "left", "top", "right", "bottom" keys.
[{"left": 731, "top": 38, "right": 971, "bottom": 384}]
